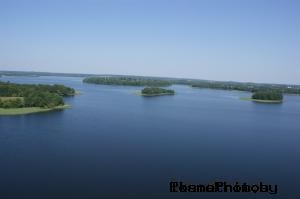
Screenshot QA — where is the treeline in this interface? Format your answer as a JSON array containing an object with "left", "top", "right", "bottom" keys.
[
  {"left": 191, "top": 82, "right": 300, "bottom": 94},
  {"left": 191, "top": 82, "right": 256, "bottom": 91},
  {"left": 141, "top": 87, "right": 175, "bottom": 95},
  {"left": 0, "top": 82, "right": 75, "bottom": 97},
  {"left": 83, "top": 76, "right": 172, "bottom": 87},
  {"left": 0, "top": 81, "right": 75, "bottom": 108},
  {"left": 252, "top": 91, "right": 283, "bottom": 101}
]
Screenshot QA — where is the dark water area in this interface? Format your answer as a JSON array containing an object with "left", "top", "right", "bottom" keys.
[{"left": 0, "top": 76, "right": 299, "bottom": 199}]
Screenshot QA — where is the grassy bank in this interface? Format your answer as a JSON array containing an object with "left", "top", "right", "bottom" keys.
[
  {"left": 0, "top": 104, "right": 71, "bottom": 116},
  {"left": 75, "top": 90, "right": 82, "bottom": 95},
  {"left": 240, "top": 98, "right": 283, "bottom": 104}
]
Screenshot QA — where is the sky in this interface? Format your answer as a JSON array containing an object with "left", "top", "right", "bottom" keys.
[{"left": 0, "top": 0, "right": 299, "bottom": 84}]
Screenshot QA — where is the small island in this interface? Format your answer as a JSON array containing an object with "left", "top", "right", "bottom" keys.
[
  {"left": 0, "top": 81, "right": 75, "bottom": 115},
  {"left": 252, "top": 91, "right": 283, "bottom": 103},
  {"left": 242, "top": 91, "right": 283, "bottom": 103},
  {"left": 140, "top": 87, "right": 175, "bottom": 97}
]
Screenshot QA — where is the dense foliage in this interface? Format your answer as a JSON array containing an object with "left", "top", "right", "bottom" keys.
[
  {"left": 0, "top": 82, "right": 75, "bottom": 97},
  {"left": 0, "top": 98, "right": 24, "bottom": 108},
  {"left": 83, "top": 76, "right": 171, "bottom": 87},
  {"left": 0, "top": 81, "right": 75, "bottom": 108},
  {"left": 141, "top": 87, "right": 175, "bottom": 96},
  {"left": 24, "top": 92, "right": 64, "bottom": 108},
  {"left": 252, "top": 91, "right": 283, "bottom": 101}
]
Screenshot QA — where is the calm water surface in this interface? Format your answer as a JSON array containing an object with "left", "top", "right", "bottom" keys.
[{"left": 0, "top": 76, "right": 299, "bottom": 199}]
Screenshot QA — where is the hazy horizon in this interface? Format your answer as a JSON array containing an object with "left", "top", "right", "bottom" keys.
[{"left": 1, "top": 0, "right": 299, "bottom": 84}]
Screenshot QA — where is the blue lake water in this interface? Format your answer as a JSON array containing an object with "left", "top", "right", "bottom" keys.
[{"left": 0, "top": 76, "right": 299, "bottom": 199}]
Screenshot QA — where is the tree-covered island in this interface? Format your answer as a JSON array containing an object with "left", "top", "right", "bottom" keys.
[
  {"left": 0, "top": 81, "right": 75, "bottom": 115},
  {"left": 241, "top": 91, "right": 283, "bottom": 103},
  {"left": 140, "top": 87, "right": 175, "bottom": 96},
  {"left": 251, "top": 91, "right": 283, "bottom": 103}
]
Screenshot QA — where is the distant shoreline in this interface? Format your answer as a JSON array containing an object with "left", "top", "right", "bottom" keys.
[
  {"left": 1, "top": 70, "right": 300, "bottom": 97},
  {"left": 1, "top": 70, "right": 299, "bottom": 86}
]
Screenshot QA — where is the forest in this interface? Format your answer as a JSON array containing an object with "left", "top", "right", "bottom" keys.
[
  {"left": 83, "top": 76, "right": 171, "bottom": 87},
  {"left": 0, "top": 81, "right": 75, "bottom": 108},
  {"left": 141, "top": 87, "right": 175, "bottom": 96},
  {"left": 252, "top": 91, "right": 283, "bottom": 101},
  {"left": 191, "top": 81, "right": 300, "bottom": 94}
]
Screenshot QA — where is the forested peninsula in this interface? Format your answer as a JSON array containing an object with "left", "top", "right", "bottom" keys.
[
  {"left": 0, "top": 81, "right": 75, "bottom": 115},
  {"left": 83, "top": 76, "right": 171, "bottom": 87}
]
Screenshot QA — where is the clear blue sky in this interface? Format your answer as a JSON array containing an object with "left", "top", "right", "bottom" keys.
[{"left": 0, "top": 0, "right": 299, "bottom": 84}]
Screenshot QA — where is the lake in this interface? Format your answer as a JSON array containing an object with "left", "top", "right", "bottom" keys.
[{"left": 0, "top": 76, "right": 299, "bottom": 199}]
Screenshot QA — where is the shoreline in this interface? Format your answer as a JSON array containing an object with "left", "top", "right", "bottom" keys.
[
  {"left": 135, "top": 91, "right": 175, "bottom": 97},
  {"left": 0, "top": 104, "right": 71, "bottom": 116},
  {"left": 240, "top": 98, "right": 283, "bottom": 104}
]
